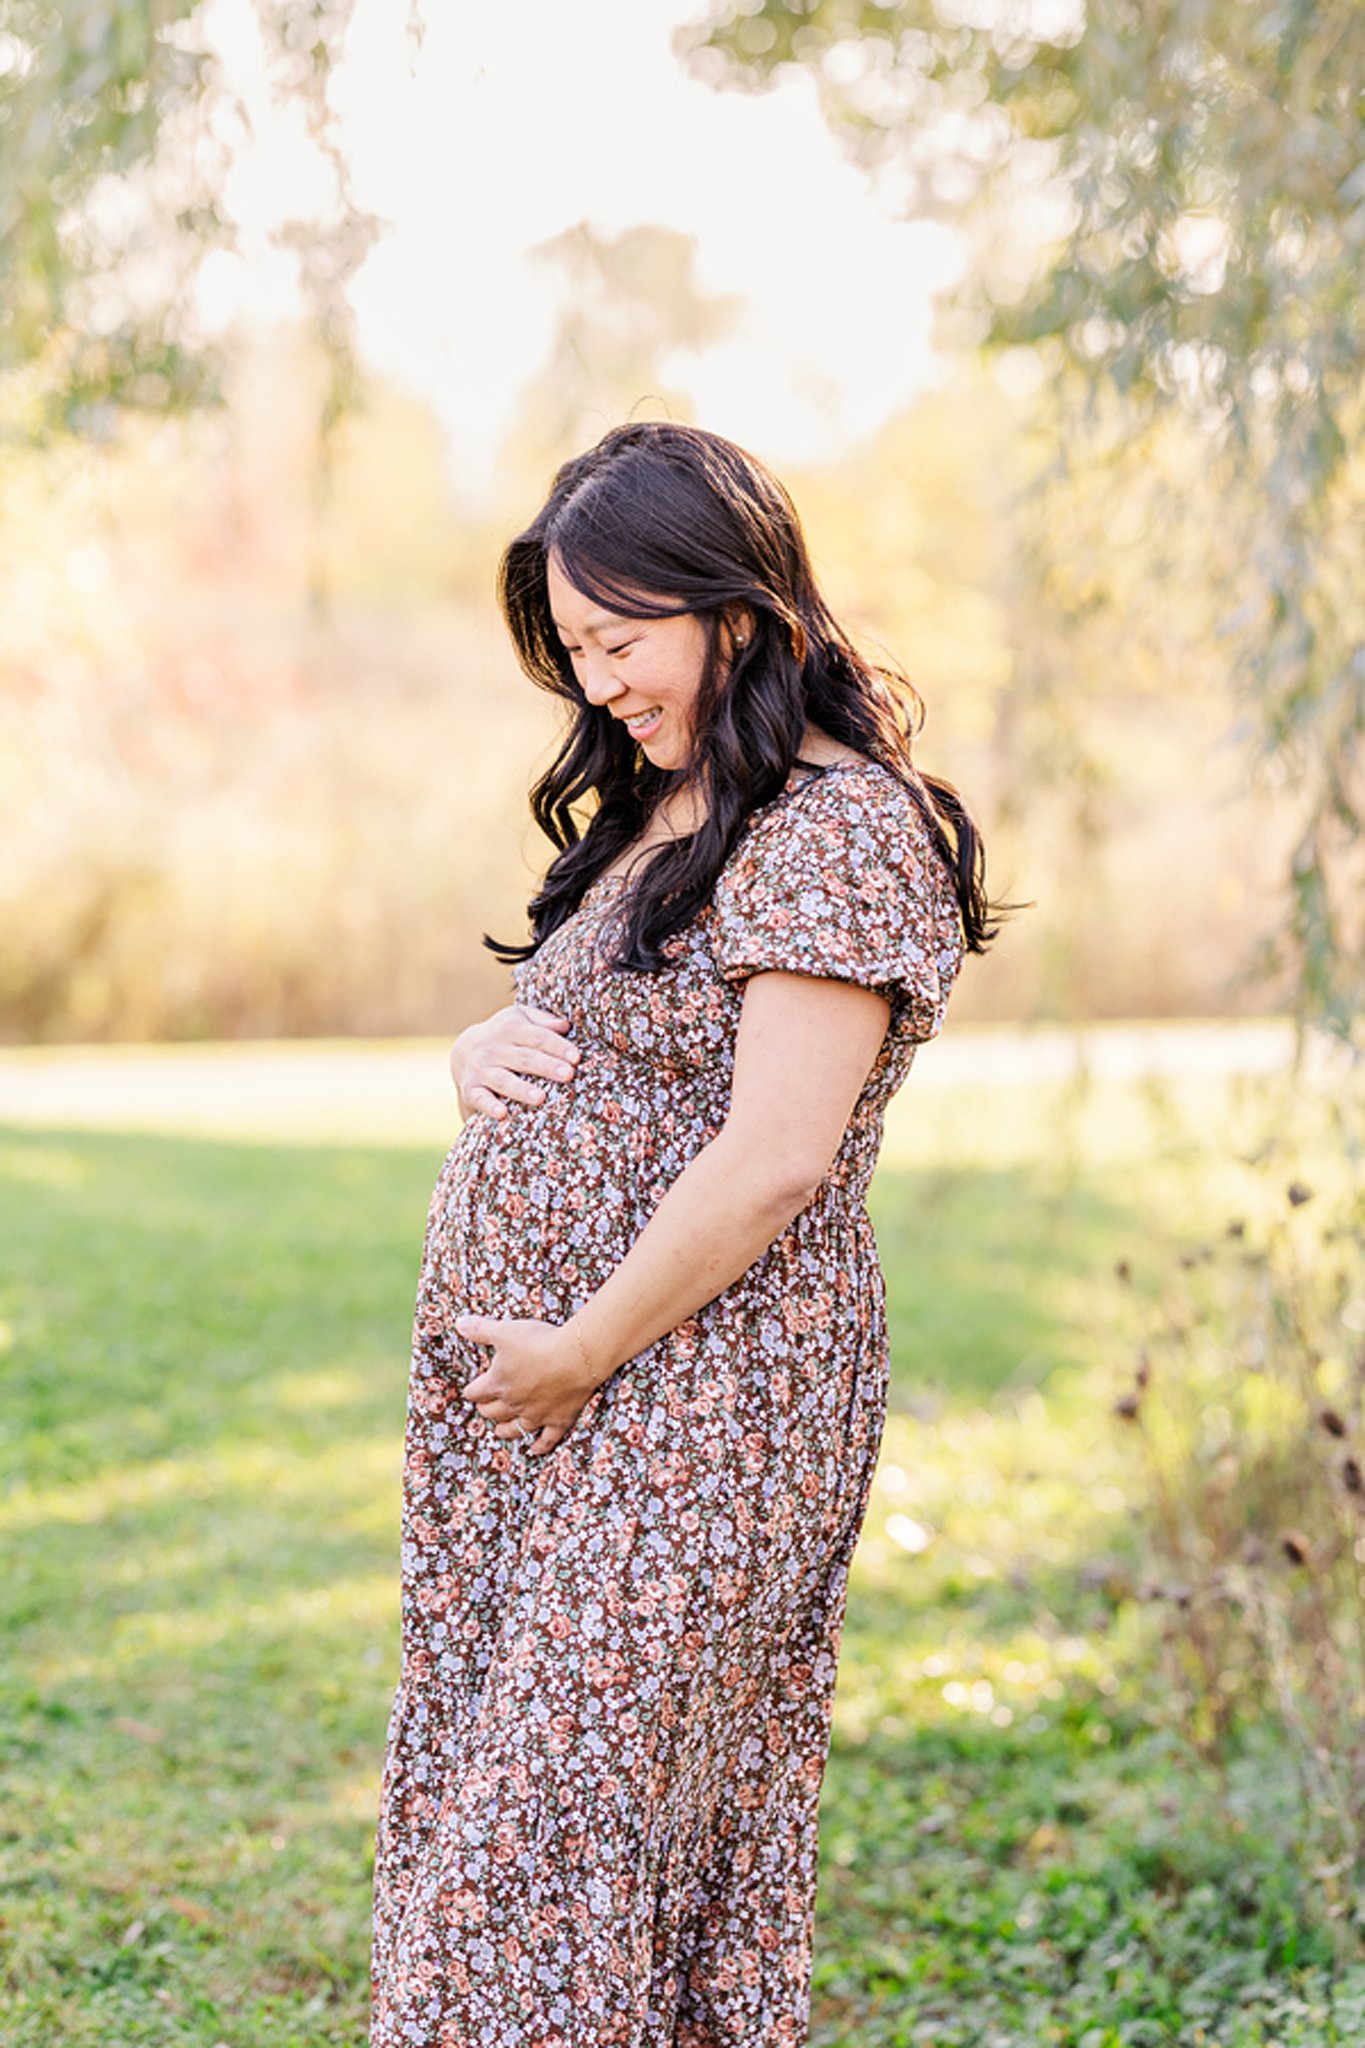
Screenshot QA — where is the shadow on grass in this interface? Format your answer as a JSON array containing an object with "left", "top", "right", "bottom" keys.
[
  {"left": 0, "top": 1123, "right": 1155, "bottom": 1692},
  {"left": 5, "top": 1121, "right": 1310, "bottom": 2048}
]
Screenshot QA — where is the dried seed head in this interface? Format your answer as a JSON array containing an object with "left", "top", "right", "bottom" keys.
[
  {"left": 1281, "top": 1530, "right": 1312, "bottom": 1566},
  {"left": 1321, "top": 1408, "right": 1348, "bottom": 1438},
  {"left": 1135, "top": 1351, "right": 1152, "bottom": 1389},
  {"left": 1226, "top": 1218, "right": 1246, "bottom": 1240},
  {"left": 1287, "top": 1182, "right": 1314, "bottom": 1208},
  {"left": 1344, "top": 1456, "right": 1363, "bottom": 1495},
  {"left": 1115, "top": 1259, "right": 1131, "bottom": 1284},
  {"left": 1114, "top": 1392, "right": 1142, "bottom": 1421}
]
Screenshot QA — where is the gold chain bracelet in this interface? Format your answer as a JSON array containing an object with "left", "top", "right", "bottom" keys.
[{"left": 568, "top": 1321, "right": 603, "bottom": 1388}]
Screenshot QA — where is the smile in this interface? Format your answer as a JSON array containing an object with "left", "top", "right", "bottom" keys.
[{"left": 622, "top": 707, "right": 664, "bottom": 736}]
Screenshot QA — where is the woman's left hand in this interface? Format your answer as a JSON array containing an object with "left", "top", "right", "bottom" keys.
[{"left": 455, "top": 1313, "right": 600, "bottom": 1457}]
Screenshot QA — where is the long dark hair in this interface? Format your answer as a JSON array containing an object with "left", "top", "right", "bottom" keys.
[{"left": 487, "top": 420, "right": 1007, "bottom": 970}]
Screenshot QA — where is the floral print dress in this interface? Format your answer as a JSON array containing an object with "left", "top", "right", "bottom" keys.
[{"left": 370, "top": 757, "right": 965, "bottom": 2048}]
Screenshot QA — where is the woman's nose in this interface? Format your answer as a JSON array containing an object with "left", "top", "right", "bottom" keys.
[{"left": 580, "top": 651, "right": 623, "bottom": 705}]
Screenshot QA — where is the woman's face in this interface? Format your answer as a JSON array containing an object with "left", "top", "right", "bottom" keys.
[{"left": 546, "top": 551, "right": 726, "bottom": 775}]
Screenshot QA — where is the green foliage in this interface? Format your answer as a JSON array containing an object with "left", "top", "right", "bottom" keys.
[
  {"left": 0, "top": 0, "right": 220, "bottom": 431},
  {"left": 1113, "top": 1086, "right": 1365, "bottom": 1924},
  {"left": 0, "top": 0, "right": 375, "bottom": 452},
  {"left": 812, "top": 1717, "right": 1361, "bottom": 2047},
  {"left": 681, "top": 0, "right": 1365, "bottom": 1037}
]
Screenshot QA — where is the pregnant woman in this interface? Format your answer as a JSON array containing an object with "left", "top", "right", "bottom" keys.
[{"left": 370, "top": 421, "right": 1003, "bottom": 2047}]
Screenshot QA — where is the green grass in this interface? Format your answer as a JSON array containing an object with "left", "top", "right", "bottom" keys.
[
  {"left": 0, "top": 1130, "right": 424, "bottom": 2045},
  {"left": 1, "top": 1068, "right": 1359, "bottom": 2046}
]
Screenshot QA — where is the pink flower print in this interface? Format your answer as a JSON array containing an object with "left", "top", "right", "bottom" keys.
[{"left": 371, "top": 760, "right": 966, "bottom": 2048}]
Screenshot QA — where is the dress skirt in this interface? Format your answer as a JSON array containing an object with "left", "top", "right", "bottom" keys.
[{"left": 369, "top": 760, "right": 965, "bottom": 2047}]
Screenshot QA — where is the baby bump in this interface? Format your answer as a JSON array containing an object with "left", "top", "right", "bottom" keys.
[{"left": 423, "top": 1057, "right": 722, "bottom": 1330}]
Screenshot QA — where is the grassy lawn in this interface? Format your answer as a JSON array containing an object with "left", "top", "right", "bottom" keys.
[{"left": 1, "top": 1054, "right": 1360, "bottom": 2046}]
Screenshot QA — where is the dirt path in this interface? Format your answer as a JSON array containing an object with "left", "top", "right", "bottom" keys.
[{"left": 0, "top": 1018, "right": 1313, "bottom": 1146}]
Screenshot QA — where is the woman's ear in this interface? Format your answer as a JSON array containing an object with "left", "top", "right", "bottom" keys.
[{"left": 722, "top": 606, "right": 757, "bottom": 658}]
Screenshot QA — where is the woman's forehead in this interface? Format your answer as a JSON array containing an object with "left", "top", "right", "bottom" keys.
[
  {"left": 546, "top": 551, "right": 663, "bottom": 632},
  {"left": 547, "top": 590, "right": 624, "bottom": 637}
]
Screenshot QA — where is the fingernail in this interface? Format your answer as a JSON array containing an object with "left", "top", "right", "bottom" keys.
[{"left": 556, "top": 1064, "right": 572, "bottom": 1080}]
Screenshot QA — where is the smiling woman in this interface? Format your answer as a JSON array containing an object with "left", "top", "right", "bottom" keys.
[
  {"left": 367, "top": 421, "right": 1010, "bottom": 2048},
  {"left": 546, "top": 560, "right": 721, "bottom": 780}
]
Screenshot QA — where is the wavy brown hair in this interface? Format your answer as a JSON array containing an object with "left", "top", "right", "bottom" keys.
[{"left": 488, "top": 420, "right": 1008, "bottom": 969}]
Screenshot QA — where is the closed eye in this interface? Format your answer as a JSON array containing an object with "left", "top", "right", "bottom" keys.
[{"left": 557, "top": 628, "right": 641, "bottom": 658}]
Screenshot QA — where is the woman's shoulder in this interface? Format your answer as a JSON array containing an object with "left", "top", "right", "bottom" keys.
[
  {"left": 709, "top": 751, "right": 966, "bottom": 1027},
  {"left": 739, "top": 753, "right": 937, "bottom": 865}
]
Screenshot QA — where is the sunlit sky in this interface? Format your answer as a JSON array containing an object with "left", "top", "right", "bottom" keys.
[{"left": 197, "top": 0, "right": 966, "bottom": 499}]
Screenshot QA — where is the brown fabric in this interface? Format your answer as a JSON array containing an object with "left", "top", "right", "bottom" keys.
[{"left": 370, "top": 759, "right": 964, "bottom": 2047}]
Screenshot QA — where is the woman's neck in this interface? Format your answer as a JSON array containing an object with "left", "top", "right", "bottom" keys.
[{"left": 599, "top": 732, "right": 867, "bottom": 887}]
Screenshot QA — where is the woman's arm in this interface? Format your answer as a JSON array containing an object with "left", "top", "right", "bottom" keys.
[{"left": 456, "top": 970, "right": 891, "bottom": 1453}]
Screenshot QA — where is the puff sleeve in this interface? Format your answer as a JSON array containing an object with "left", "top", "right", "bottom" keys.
[{"left": 710, "top": 769, "right": 965, "bottom": 1044}]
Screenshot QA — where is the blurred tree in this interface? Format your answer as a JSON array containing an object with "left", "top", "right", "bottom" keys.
[
  {"left": 495, "top": 221, "right": 739, "bottom": 499},
  {"left": 680, "top": 1, "right": 1365, "bottom": 1037},
  {"left": 1, "top": 0, "right": 215, "bottom": 432},
  {"left": 0, "top": 0, "right": 378, "bottom": 484}
]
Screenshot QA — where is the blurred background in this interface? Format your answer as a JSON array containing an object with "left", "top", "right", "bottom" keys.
[
  {"left": 4, "top": 4, "right": 1365, "bottom": 2045},
  {"left": 6, "top": 0, "right": 1350, "bottom": 1046}
]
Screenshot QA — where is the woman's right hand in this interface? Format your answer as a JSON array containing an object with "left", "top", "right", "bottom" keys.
[{"left": 449, "top": 1003, "right": 581, "bottom": 1121}]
